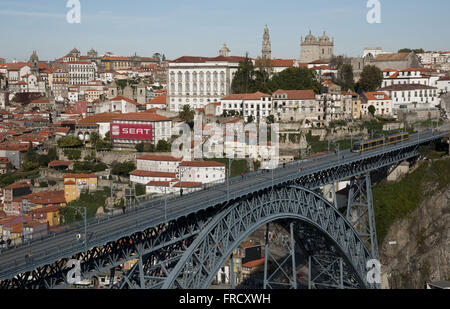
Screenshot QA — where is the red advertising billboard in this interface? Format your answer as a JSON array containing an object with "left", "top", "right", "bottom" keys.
[{"left": 110, "top": 123, "right": 153, "bottom": 141}]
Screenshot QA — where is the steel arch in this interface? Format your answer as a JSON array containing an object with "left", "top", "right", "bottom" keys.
[{"left": 161, "top": 186, "right": 374, "bottom": 289}]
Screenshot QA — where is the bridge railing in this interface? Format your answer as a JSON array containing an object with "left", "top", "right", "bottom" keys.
[
  {"left": 0, "top": 128, "right": 448, "bottom": 273},
  {"left": 2, "top": 128, "right": 448, "bottom": 253}
]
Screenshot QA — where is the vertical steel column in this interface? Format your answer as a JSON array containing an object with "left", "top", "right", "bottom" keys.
[
  {"left": 138, "top": 256, "right": 145, "bottom": 289},
  {"left": 109, "top": 267, "right": 116, "bottom": 289},
  {"left": 366, "top": 174, "right": 379, "bottom": 260},
  {"left": 308, "top": 256, "right": 312, "bottom": 289},
  {"left": 346, "top": 173, "right": 379, "bottom": 260},
  {"left": 339, "top": 258, "right": 343, "bottom": 289},
  {"left": 230, "top": 253, "right": 235, "bottom": 289},
  {"left": 290, "top": 223, "right": 297, "bottom": 289},
  {"left": 263, "top": 223, "right": 270, "bottom": 289}
]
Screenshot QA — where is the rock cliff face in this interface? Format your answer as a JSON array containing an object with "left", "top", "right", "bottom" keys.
[{"left": 380, "top": 186, "right": 450, "bottom": 289}]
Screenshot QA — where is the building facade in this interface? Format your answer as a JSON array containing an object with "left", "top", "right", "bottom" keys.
[{"left": 167, "top": 53, "right": 246, "bottom": 112}]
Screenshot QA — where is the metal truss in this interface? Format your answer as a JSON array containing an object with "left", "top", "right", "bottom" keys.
[
  {"left": 160, "top": 186, "right": 375, "bottom": 289},
  {"left": 263, "top": 222, "right": 298, "bottom": 289},
  {"left": 0, "top": 212, "right": 216, "bottom": 289},
  {"left": 346, "top": 173, "right": 379, "bottom": 261},
  {"left": 2, "top": 132, "right": 446, "bottom": 289}
]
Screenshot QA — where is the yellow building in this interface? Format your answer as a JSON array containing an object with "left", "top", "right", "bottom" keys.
[
  {"left": 353, "top": 99, "right": 362, "bottom": 119},
  {"left": 64, "top": 173, "right": 98, "bottom": 203},
  {"left": 30, "top": 206, "right": 62, "bottom": 227}
]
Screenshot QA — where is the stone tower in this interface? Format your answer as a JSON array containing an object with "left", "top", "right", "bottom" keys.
[
  {"left": 219, "top": 43, "right": 231, "bottom": 57},
  {"left": 107, "top": 81, "right": 120, "bottom": 99},
  {"left": 70, "top": 48, "right": 81, "bottom": 60},
  {"left": 300, "top": 31, "right": 334, "bottom": 63},
  {"left": 262, "top": 25, "right": 272, "bottom": 60},
  {"left": 29, "top": 51, "right": 39, "bottom": 77},
  {"left": 136, "top": 80, "right": 147, "bottom": 104}
]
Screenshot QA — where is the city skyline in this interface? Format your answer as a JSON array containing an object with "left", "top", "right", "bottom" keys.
[{"left": 0, "top": 0, "right": 449, "bottom": 62}]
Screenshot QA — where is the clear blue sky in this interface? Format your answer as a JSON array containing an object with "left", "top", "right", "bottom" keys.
[{"left": 0, "top": 0, "right": 449, "bottom": 62}]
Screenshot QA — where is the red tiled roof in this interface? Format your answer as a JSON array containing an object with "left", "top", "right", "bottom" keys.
[
  {"left": 375, "top": 53, "right": 411, "bottom": 61},
  {"left": 362, "top": 92, "right": 392, "bottom": 101},
  {"left": 5, "top": 182, "right": 32, "bottom": 190},
  {"left": 147, "top": 96, "right": 167, "bottom": 105},
  {"left": 243, "top": 258, "right": 265, "bottom": 268},
  {"left": 171, "top": 56, "right": 247, "bottom": 63},
  {"left": 173, "top": 181, "right": 203, "bottom": 188},
  {"left": 130, "top": 170, "right": 177, "bottom": 178},
  {"left": 110, "top": 96, "right": 140, "bottom": 106},
  {"left": 30, "top": 205, "right": 62, "bottom": 214},
  {"left": 49, "top": 160, "right": 72, "bottom": 167},
  {"left": 64, "top": 173, "right": 97, "bottom": 179},
  {"left": 272, "top": 89, "right": 315, "bottom": 100},
  {"left": 179, "top": 161, "right": 225, "bottom": 168},
  {"left": 378, "top": 84, "right": 437, "bottom": 91},
  {"left": 137, "top": 155, "right": 183, "bottom": 162},
  {"left": 23, "top": 191, "right": 65, "bottom": 205},
  {"left": 77, "top": 112, "right": 122, "bottom": 125},
  {"left": 222, "top": 92, "right": 271, "bottom": 101},
  {"left": 113, "top": 112, "right": 171, "bottom": 122}
]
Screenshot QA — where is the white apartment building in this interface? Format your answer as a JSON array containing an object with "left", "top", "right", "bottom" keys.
[
  {"left": 360, "top": 92, "right": 393, "bottom": 117},
  {"left": 435, "top": 76, "right": 450, "bottom": 94},
  {"left": 272, "top": 89, "right": 317, "bottom": 122},
  {"left": 381, "top": 68, "right": 432, "bottom": 88},
  {"left": 378, "top": 84, "right": 439, "bottom": 111},
  {"left": 167, "top": 53, "right": 247, "bottom": 112},
  {"left": 110, "top": 112, "right": 173, "bottom": 147},
  {"left": 136, "top": 155, "right": 183, "bottom": 173},
  {"left": 179, "top": 161, "right": 226, "bottom": 185},
  {"left": 68, "top": 61, "right": 96, "bottom": 85},
  {"left": 129, "top": 170, "right": 178, "bottom": 185},
  {"left": 221, "top": 92, "right": 272, "bottom": 122}
]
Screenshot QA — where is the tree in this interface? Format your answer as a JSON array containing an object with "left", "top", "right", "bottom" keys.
[
  {"left": 359, "top": 66, "right": 383, "bottom": 92},
  {"left": 47, "top": 147, "right": 58, "bottom": 162},
  {"left": 90, "top": 132, "right": 100, "bottom": 147},
  {"left": 23, "top": 161, "right": 40, "bottom": 172},
  {"left": 58, "top": 136, "right": 83, "bottom": 148},
  {"left": 231, "top": 55, "right": 257, "bottom": 94},
  {"left": 268, "top": 67, "right": 320, "bottom": 93},
  {"left": 135, "top": 184, "right": 146, "bottom": 197},
  {"left": 64, "top": 149, "right": 82, "bottom": 160},
  {"left": 24, "top": 142, "right": 38, "bottom": 163},
  {"left": 266, "top": 115, "right": 275, "bottom": 124},
  {"left": 179, "top": 105, "right": 195, "bottom": 124},
  {"left": 247, "top": 115, "right": 254, "bottom": 123},
  {"left": 336, "top": 63, "right": 354, "bottom": 91},
  {"left": 156, "top": 140, "right": 171, "bottom": 152},
  {"left": 135, "top": 142, "right": 155, "bottom": 153},
  {"left": 112, "top": 161, "right": 136, "bottom": 180},
  {"left": 95, "top": 139, "right": 111, "bottom": 151},
  {"left": 398, "top": 48, "right": 424, "bottom": 54},
  {"left": 368, "top": 105, "right": 376, "bottom": 116}
]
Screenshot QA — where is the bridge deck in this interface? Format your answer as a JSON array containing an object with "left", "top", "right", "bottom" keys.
[{"left": 0, "top": 129, "right": 448, "bottom": 281}]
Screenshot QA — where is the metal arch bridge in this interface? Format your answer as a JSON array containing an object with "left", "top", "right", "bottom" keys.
[{"left": 0, "top": 129, "right": 448, "bottom": 289}]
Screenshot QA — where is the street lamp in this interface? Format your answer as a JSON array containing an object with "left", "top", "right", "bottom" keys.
[
  {"left": 227, "top": 158, "right": 234, "bottom": 200},
  {"left": 66, "top": 206, "right": 87, "bottom": 254},
  {"left": 179, "top": 166, "right": 186, "bottom": 197}
]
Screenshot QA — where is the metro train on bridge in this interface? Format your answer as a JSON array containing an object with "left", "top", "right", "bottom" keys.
[{"left": 352, "top": 132, "right": 409, "bottom": 153}]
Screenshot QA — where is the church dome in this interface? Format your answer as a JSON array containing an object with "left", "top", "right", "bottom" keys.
[
  {"left": 319, "top": 31, "right": 330, "bottom": 43},
  {"left": 304, "top": 30, "right": 317, "bottom": 43}
]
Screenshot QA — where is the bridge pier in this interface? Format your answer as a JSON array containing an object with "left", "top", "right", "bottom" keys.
[
  {"left": 346, "top": 173, "right": 379, "bottom": 261},
  {"left": 263, "top": 222, "right": 298, "bottom": 289}
]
